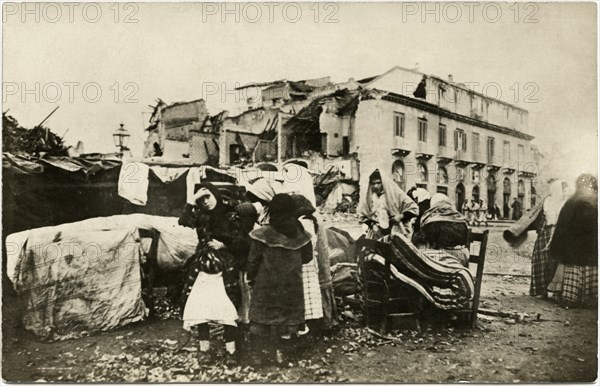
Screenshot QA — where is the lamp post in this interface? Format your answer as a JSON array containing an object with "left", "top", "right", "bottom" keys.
[{"left": 112, "top": 123, "right": 130, "bottom": 155}]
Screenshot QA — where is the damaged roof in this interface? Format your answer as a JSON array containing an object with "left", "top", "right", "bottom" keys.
[{"left": 284, "top": 88, "right": 360, "bottom": 135}]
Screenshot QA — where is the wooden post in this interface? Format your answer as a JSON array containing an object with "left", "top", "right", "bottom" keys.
[{"left": 277, "top": 109, "right": 282, "bottom": 164}]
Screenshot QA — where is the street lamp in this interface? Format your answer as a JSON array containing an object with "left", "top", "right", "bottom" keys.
[{"left": 112, "top": 123, "right": 130, "bottom": 153}]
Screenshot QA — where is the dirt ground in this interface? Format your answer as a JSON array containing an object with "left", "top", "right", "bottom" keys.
[{"left": 2, "top": 227, "right": 598, "bottom": 383}]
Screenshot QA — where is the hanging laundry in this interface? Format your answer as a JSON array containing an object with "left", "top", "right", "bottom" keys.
[{"left": 118, "top": 162, "right": 150, "bottom": 205}]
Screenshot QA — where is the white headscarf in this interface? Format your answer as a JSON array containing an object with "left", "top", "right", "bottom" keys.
[
  {"left": 430, "top": 193, "right": 453, "bottom": 208},
  {"left": 246, "top": 177, "right": 282, "bottom": 202},
  {"left": 543, "top": 180, "right": 565, "bottom": 225},
  {"left": 413, "top": 188, "right": 431, "bottom": 204}
]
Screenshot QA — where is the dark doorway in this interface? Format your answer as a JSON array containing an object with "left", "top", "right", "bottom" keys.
[
  {"left": 503, "top": 178, "right": 511, "bottom": 219},
  {"left": 456, "top": 183, "right": 465, "bottom": 211},
  {"left": 472, "top": 185, "right": 480, "bottom": 203},
  {"left": 487, "top": 173, "right": 496, "bottom": 211}
]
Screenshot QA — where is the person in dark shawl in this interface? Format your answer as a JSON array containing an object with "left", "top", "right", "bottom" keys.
[
  {"left": 548, "top": 174, "right": 598, "bottom": 308},
  {"left": 413, "top": 193, "right": 470, "bottom": 267},
  {"left": 178, "top": 182, "right": 257, "bottom": 359},
  {"left": 247, "top": 193, "right": 313, "bottom": 364}
]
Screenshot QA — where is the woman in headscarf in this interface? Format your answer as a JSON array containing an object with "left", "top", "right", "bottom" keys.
[
  {"left": 245, "top": 176, "right": 283, "bottom": 225},
  {"left": 178, "top": 182, "right": 257, "bottom": 360},
  {"left": 410, "top": 187, "right": 432, "bottom": 234},
  {"left": 247, "top": 194, "right": 313, "bottom": 364},
  {"left": 413, "top": 193, "right": 470, "bottom": 268},
  {"left": 548, "top": 174, "right": 598, "bottom": 308},
  {"left": 358, "top": 169, "right": 419, "bottom": 239},
  {"left": 530, "top": 179, "right": 568, "bottom": 297}
]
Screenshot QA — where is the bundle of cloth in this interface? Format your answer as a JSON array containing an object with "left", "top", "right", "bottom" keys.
[{"left": 359, "top": 193, "right": 474, "bottom": 311}]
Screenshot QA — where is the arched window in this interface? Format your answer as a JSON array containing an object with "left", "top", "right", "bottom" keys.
[
  {"left": 518, "top": 180, "right": 526, "bottom": 206},
  {"left": 472, "top": 185, "right": 480, "bottom": 202},
  {"left": 531, "top": 185, "right": 537, "bottom": 206},
  {"left": 518, "top": 180, "right": 525, "bottom": 196},
  {"left": 503, "top": 178, "right": 511, "bottom": 195},
  {"left": 487, "top": 173, "right": 497, "bottom": 190},
  {"left": 437, "top": 166, "right": 448, "bottom": 184},
  {"left": 392, "top": 160, "right": 405, "bottom": 190},
  {"left": 418, "top": 162, "right": 428, "bottom": 182}
]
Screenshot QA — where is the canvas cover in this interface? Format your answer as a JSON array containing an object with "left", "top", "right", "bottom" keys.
[
  {"left": 9, "top": 226, "right": 146, "bottom": 340},
  {"left": 5, "top": 214, "right": 199, "bottom": 340}
]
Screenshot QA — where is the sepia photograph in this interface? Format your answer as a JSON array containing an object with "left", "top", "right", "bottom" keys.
[{"left": 1, "top": 1, "right": 598, "bottom": 382}]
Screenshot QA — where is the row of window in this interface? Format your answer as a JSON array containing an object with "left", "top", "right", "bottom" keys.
[
  {"left": 392, "top": 160, "right": 529, "bottom": 192},
  {"left": 393, "top": 112, "right": 526, "bottom": 162}
]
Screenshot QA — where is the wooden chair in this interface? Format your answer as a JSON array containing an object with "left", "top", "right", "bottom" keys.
[
  {"left": 454, "top": 229, "right": 489, "bottom": 328},
  {"left": 356, "top": 238, "right": 422, "bottom": 334}
]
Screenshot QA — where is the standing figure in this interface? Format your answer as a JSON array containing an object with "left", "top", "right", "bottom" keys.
[
  {"left": 471, "top": 199, "right": 480, "bottom": 226},
  {"left": 548, "top": 174, "right": 598, "bottom": 308},
  {"left": 511, "top": 197, "right": 522, "bottom": 220},
  {"left": 178, "top": 183, "right": 256, "bottom": 361},
  {"left": 479, "top": 199, "right": 489, "bottom": 226},
  {"left": 358, "top": 169, "right": 419, "bottom": 239},
  {"left": 529, "top": 180, "right": 567, "bottom": 297},
  {"left": 463, "top": 200, "right": 472, "bottom": 225},
  {"left": 247, "top": 194, "right": 313, "bottom": 363}
]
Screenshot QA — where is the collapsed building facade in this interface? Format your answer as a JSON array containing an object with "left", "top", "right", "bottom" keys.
[{"left": 143, "top": 66, "right": 540, "bottom": 213}]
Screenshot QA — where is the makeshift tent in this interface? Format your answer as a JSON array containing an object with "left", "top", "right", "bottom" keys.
[{"left": 6, "top": 214, "right": 199, "bottom": 340}]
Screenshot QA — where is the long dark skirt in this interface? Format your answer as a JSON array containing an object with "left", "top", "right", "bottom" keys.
[{"left": 530, "top": 225, "right": 557, "bottom": 296}]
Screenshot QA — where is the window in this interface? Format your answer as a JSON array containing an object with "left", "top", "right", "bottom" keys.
[
  {"left": 437, "top": 167, "right": 448, "bottom": 184},
  {"left": 503, "top": 141, "right": 511, "bottom": 163},
  {"left": 454, "top": 129, "right": 467, "bottom": 151},
  {"left": 418, "top": 162, "right": 428, "bottom": 182},
  {"left": 488, "top": 136, "right": 495, "bottom": 161},
  {"left": 392, "top": 160, "right": 405, "bottom": 190},
  {"left": 418, "top": 118, "right": 427, "bottom": 142},
  {"left": 518, "top": 144, "right": 525, "bottom": 164},
  {"left": 472, "top": 168, "right": 480, "bottom": 183},
  {"left": 393, "top": 112, "right": 405, "bottom": 137},
  {"left": 473, "top": 133, "right": 480, "bottom": 154},
  {"left": 438, "top": 124, "right": 447, "bottom": 147},
  {"left": 518, "top": 180, "right": 525, "bottom": 196}
]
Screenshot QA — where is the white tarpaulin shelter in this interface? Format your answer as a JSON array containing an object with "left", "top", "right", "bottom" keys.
[{"left": 5, "top": 214, "right": 198, "bottom": 340}]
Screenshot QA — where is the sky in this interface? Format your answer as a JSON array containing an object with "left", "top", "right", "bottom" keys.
[{"left": 2, "top": 2, "right": 597, "bottom": 182}]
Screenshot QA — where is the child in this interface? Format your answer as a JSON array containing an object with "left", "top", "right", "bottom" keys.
[
  {"left": 247, "top": 194, "right": 313, "bottom": 364},
  {"left": 178, "top": 184, "right": 255, "bottom": 363}
]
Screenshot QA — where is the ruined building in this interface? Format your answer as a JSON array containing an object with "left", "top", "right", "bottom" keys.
[{"left": 143, "top": 66, "right": 539, "bottom": 212}]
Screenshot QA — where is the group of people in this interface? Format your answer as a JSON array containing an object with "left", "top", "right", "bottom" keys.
[
  {"left": 461, "top": 199, "right": 490, "bottom": 227},
  {"left": 358, "top": 168, "right": 598, "bottom": 311},
  {"left": 358, "top": 170, "right": 474, "bottom": 311},
  {"left": 176, "top": 163, "right": 597, "bottom": 365},
  {"left": 177, "top": 162, "right": 336, "bottom": 365},
  {"left": 359, "top": 170, "right": 472, "bottom": 269},
  {"left": 528, "top": 174, "right": 598, "bottom": 308}
]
